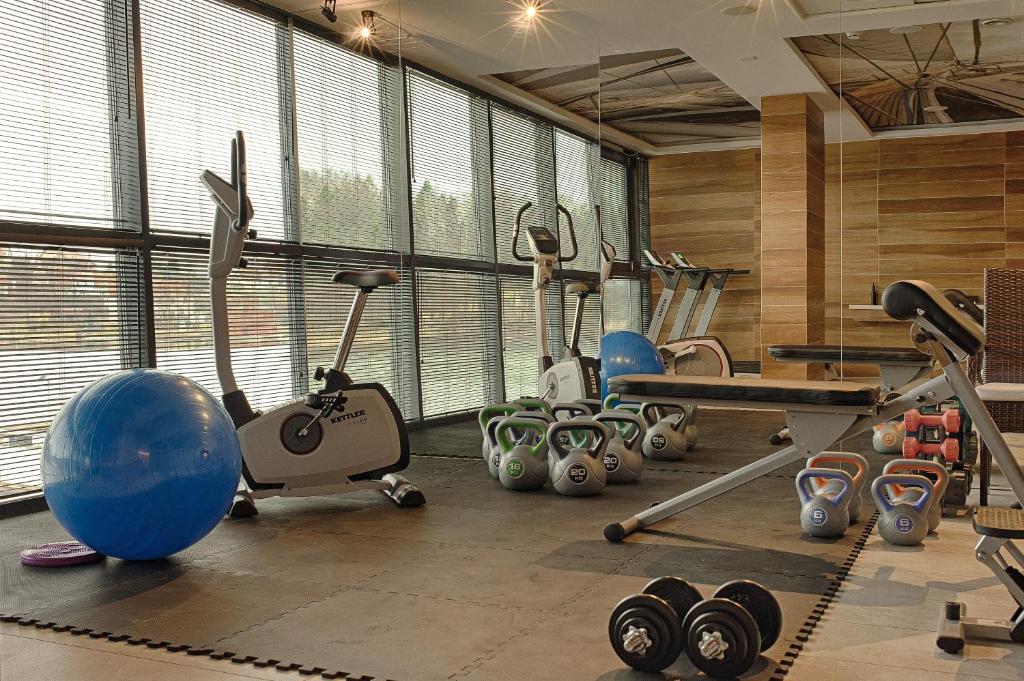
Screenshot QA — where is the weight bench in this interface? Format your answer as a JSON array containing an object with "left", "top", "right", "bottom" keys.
[
  {"left": 768, "top": 345, "right": 933, "bottom": 394},
  {"left": 604, "top": 280, "right": 1024, "bottom": 658}
]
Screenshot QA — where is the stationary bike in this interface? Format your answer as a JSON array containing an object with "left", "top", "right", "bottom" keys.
[
  {"left": 202, "top": 131, "right": 425, "bottom": 517},
  {"left": 512, "top": 201, "right": 613, "bottom": 404}
]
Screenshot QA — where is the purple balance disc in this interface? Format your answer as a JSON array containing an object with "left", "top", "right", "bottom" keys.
[{"left": 20, "top": 541, "right": 104, "bottom": 567}]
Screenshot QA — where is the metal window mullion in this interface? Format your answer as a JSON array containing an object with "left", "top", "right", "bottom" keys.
[{"left": 484, "top": 101, "right": 508, "bottom": 402}]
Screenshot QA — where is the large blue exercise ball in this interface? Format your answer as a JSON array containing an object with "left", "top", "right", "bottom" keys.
[
  {"left": 42, "top": 369, "right": 241, "bottom": 561},
  {"left": 598, "top": 331, "right": 665, "bottom": 398}
]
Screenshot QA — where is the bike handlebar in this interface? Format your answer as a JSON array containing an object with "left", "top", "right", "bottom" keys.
[
  {"left": 231, "top": 131, "right": 248, "bottom": 232},
  {"left": 511, "top": 202, "right": 533, "bottom": 262},
  {"left": 511, "top": 202, "right": 579, "bottom": 263},
  {"left": 556, "top": 204, "right": 578, "bottom": 263}
]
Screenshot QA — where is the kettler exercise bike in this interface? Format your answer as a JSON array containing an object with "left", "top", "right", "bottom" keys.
[
  {"left": 512, "top": 201, "right": 613, "bottom": 404},
  {"left": 202, "top": 131, "right": 424, "bottom": 517},
  {"left": 644, "top": 249, "right": 748, "bottom": 377}
]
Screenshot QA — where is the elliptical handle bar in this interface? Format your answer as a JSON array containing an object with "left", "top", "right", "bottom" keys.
[
  {"left": 555, "top": 204, "right": 578, "bottom": 263},
  {"left": 231, "top": 131, "right": 249, "bottom": 232},
  {"left": 511, "top": 201, "right": 533, "bottom": 262}
]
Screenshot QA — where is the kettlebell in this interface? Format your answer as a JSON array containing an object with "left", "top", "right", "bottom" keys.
[
  {"left": 872, "top": 473, "right": 933, "bottom": 546},
  {"left": 873, "top": 420, "right": 906, "bottom": 454},
  {"left": 493, "top": 418, "right": 549, "bottom": 491},
  {"left": 795, "top": 468, "right": 853, "bottom": 538},
  {"left": 640, "top": 403, "right": 689, "bottom": 461},
  {"left": 882, "top": 459, "right": 948, "bottom": 532},
  {"left": 479, "top": 403, "right": 521, "bottom": 463},
  {"left": 547, "top": 419, "right": 609, "bottom": 496},
  {"left": 513, "top": 397, "right": 552, "bottom": 415},
  {"left": 602, "top": 393, "right": 642, "bottom": 416},
  {"left": 806, "top": 452, "right": 869, "bottom": 523},
  {"left": 594, "top": 410, "right": 646, "bottom": 484}
]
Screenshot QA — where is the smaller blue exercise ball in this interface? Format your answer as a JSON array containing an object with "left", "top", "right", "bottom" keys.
[
  {"left": 42, "top": 369, "right": 241, "bottom": 560},
  {"left": 598, "top": 331, "right": 665, "bottom": 398}
]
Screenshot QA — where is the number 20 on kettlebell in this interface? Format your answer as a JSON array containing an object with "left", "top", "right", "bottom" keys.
[{"left": 547, "top": 420, "right": 609, "bottom": 496}]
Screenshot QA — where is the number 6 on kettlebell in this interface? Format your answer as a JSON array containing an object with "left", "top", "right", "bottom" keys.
[
  {"left": 872, "top": 473, "right": 933, "bottom": 546},
  {"left": 547, "top": 419, "right": 609, "bottom": 496},
  {"left": 795, "top": 468, "right": 853, "bottom": 538}
]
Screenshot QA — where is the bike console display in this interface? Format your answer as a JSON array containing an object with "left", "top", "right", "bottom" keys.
[{"left": 527, "top": 225, "right": 559, "bottom": 255}]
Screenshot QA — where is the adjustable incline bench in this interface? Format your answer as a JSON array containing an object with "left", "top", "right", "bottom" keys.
[{"left": 605, "top": 280, "right": 1024, "bottom": 653}]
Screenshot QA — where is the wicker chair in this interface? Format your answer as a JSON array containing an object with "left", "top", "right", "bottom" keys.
[{"left": 978, "top": 267, "right": 1024, "bottom": 505}]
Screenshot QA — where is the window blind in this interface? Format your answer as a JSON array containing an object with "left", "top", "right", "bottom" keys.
[
  {"left": 140, "top": 0, "right": 289, "bottom": 239},
  {"left": 0, "top": 0, "right": 139, "bottom": 230},
  {"left": 293, "top": 29, "right": 406, "bottom": 251},
  {"left": 491, "top": 105, "right": 557, "bottom": 265},
  {"left": 407, "top": 70, "right": 493, "bottom": 261},
  {"left": 601, "top": 158, "right": 630, "bottom": 263},
  {"left": 554, "top": 130, "right": 600, "bottom": 273},
  {"left": 565, "top": 287, "right": 602, "bottom": 358},
  {"left": 417, "top": 269, "right": 502, "bottom": 416},
  {"left": 0, "top": 244, "right": 144, "bottom": 500},
  {"left": 152, "top": 249, "right": 298, "bottom": 410},
  {"left": 603, "top": 279, "right": 645, "bottom": 335},
  {"left": 499, "top": 274, "right": 565, "bottom": 402}
]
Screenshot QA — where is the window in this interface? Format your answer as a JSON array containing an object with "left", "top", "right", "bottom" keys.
[
  {"left": 603, "top": 279, "right": 645, "bottom": 335},
  {"left": 0, "top": 245, "right": 144, "bottom": 500},
  {"left": 499, "top": 275, "right": 565, "bottom": 402},
  {"left": 407, "top": 71, "right": 493, "bottom": 261},
  {"left": 601, "top": 158, "right": 630, "bottom": 263},
  {"left": 140, "top": 0, "right": 288, "bottom": 239},
  {"left": 417, "top": 269, "right": 502, "bottom": 416},
  {"left": 491, "top": 105, "right": 557, "bottom": 265},
  {"left": 0, "top": 0, "right": 137, "bottom": 230},
  {"left": 293, "top": 30, "right": 406, "bottom": 251},
  {"left": 554, "top": 130, "right": 601, "bottom": 273}
]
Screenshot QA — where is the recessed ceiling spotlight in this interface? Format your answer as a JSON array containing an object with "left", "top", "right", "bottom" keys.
[
  {"left": 721, "top": 3, "right": 758, "bottom": 16},
  {"left": 982, "top": 17, "right": 1014, "bottom": 27},
  {"left": 845, "top": 31, "right": 862, "bottom": 40},
  {"left": 738, "top": 55, "right": 759, "bottom": 61},
  {"left": 890, "top": 25, "right": 923, "bottom": 34},
  {"left": 923, "top": 105, "right": 948, "bottom": 112}
]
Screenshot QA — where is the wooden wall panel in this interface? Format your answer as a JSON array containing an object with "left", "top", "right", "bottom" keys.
[
  {"left": 648, "top": 149, "right": 760, "bottom": 363},
  {"left": 650, "top": 130, "right": 1011, "bottom": 371}
]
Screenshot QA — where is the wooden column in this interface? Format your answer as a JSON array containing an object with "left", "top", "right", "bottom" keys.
[{"left": 760, "top": 94, "right": 825, "bottom": 379}]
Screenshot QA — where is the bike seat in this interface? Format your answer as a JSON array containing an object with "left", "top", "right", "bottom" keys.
[
  {"left": 567, "top": 282, "right": 599, "bottom": 295},
  {"left": 332, "top": 269, "right": 399, "bottom": 289}
]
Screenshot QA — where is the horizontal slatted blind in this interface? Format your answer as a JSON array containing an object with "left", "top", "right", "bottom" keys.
[
  {"left": 407, "top": 70, "right": 493, "bottom": 261},
  {"left": 491, "top": 105, "right": 557, "bottom": 265},
  {"left": 603, "top": 279, "right": 644, "bottom": 335},
  {"left": 303, "top": 259, "right": 420, "bottom": 419},
  {"left": 554, "top": 130, "right": 600, "bottom": 273},
  {"left": 0, "top": 244, "right": 144, "bottom": 500},
  {"left": 152, "top": 249, "right": 297, "bottom": 410},
  {"left": 601, "top": 158, "right": 630, "bottom": 263},
  {"left": 417, "top": 269, "right": 501, "bottom": 416},
  {"left": 140, "top": 0, "right": 288, "bottom": 239},
  {"left": 293, "top": 29, "right": 405, "bottom": 251},
  {"left": 0, "top": 0, "right": 137, "bottom": 230},
  {"left": 499, "top": 274, "right": 565, "bottom": 401}
]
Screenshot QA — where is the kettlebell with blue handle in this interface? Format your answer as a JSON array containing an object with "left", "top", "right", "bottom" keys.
[
  {"left": 594, "top": 410, "right": 646, "bottom": 484},
  {"left": 796, "top": 468, "right": 853, "bottom": 538},
  {"left": 547, "top": 419, "right": 609, "bottom": 496},
  {"left": 882, "top": 458, "right": 948, "bottom": 532},
  {"left": 494, "top": 418, "right": 549, "bottom": 491},
  {"left": 806, "top": 452, "right": 869, "bottom": 523},
  {"left": 872, "top": 473, "right": 934, "bottom": 545}
]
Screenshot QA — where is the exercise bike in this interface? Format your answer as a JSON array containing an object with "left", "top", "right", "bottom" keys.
[
  {"left": 643, "top": 248, "right": 748, "bottom": 377},
  {"left": 202, "top": 131, "right": 425, "bottom": 517},
  {"left": 512, "top": 201, "right": 613, "bottom": 405}
]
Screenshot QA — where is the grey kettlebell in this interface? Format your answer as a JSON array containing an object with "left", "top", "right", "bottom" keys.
[
  {"left": 806, "top": 452, "right": 869, "bottom": 523},
  {"left": 872, "top": 421, "right": 905, "bottom": 454},
  {"left": 796, "top": 468, "right": 853, "bottom": 538},
  {"left": 872, "top": 472, "right": 934, "bottom": 545},
  {"left": 479, "top": 403, "right": 521, "bottom": 465},
  {"left": 513, "top": 397, "right": 552, "bottom": 415},
  {"left": 547, "top": 419, "right": 609, "bottom": 496},
  {"left": 494, "top": 418, "right": 549, "bottom": 491},
  {"left": 594, "top": 410, "right": 646, "bottom": 484},
  {"left": 640, "top": 403, "right": 689, "bottom": 461},
  {"left": 882, "top": 458, "right": 948, "bottom": 532},
  {"left": 602, "top": 393, "right": 642, "bottom": 416}
]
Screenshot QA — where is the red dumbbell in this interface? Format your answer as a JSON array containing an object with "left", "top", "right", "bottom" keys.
[{"left": 902, "top": 408, "right": 961, "bottom": 462}]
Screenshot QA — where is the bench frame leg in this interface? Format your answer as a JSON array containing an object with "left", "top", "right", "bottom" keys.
[{"left": 604, "top": 372, "right": 957, "bottom": 542}]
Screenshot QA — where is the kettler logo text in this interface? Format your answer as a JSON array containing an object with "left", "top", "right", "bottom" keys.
[{"left": 331, "top": 409, "right": 367, "bottom": 423}]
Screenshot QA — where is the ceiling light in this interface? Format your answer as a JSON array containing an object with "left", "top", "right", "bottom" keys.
[
  {"left": 524, "top": 2, "right": 538, "bottom": 19},
  {"left": 721, "top": 3, "right": 758, "bottom": 16},
  {"left": 321, "top": 0, "right": 337, "bottom": 23},
  {"left": 845, "top": 31, "right": 862, "bottom": 40},
  {"left": 982, "top": 17, "right": 1014, "bottom": 27},
  {"left": 738, "top": 55, "right": 759, "bottom": 61},
  {"left": 923, "top": 105, "right": 948, "bottom": 112},
  {"left": 889, "top": 25, "right": 923, "bottom": 34},
  {"left": 355, "top": 10, "right": 376, "bottom": 40}
]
